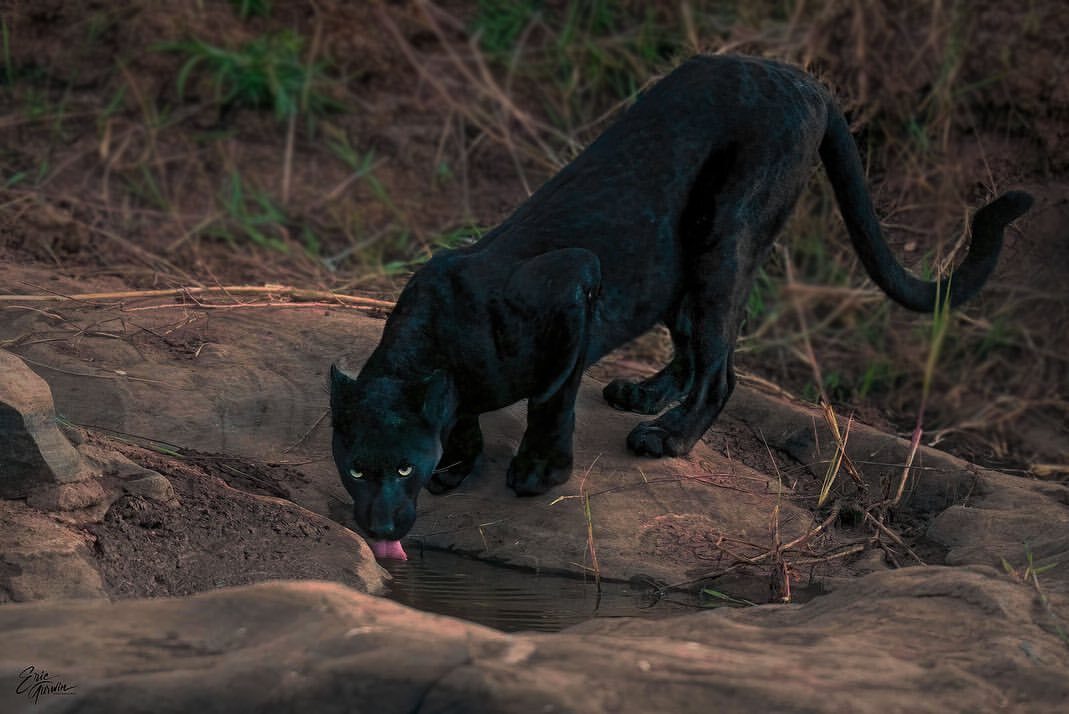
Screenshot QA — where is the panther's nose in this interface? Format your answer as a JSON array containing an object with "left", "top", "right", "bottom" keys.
[
  {"left": 366, "top": 480, "right": 410, "bottom": 539},
  {"left": 367, "top": 522, "right": 401, "bottom": 540},
  {"left": 367, "top": 502, "right": 400, "bottom": 540}
]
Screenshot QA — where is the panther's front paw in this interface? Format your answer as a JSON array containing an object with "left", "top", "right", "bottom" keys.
[
  {"left": 603, "top": 379, "right": 667, "bottom": 415},
  {"left": 506, "top": 452, "right": 573, "bottom": 496},
  {"left": 626, "top": 422, "right": 690, "bottom": 458},
  {"left": 427, "top": 453, "right": 482, "bottom": 495}
]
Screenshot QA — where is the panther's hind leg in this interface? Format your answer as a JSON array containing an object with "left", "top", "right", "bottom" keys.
[
  {"left": 626, "top": 252, "right": 744, "bottom": 458},
  {"left": 627, "top": 190, "right": 795, "bottom": 459},
  {"left": 427, "top": 414, "right": 483, "bottom": 494},
  {"left": 625, "top": 130, "right": 814, "bottom": 458},
  {"left": 504, "top": 249, "right": 602, "bottom": 496},
  {"left": 603, "top": 296, "right": 695, "bottom": 415}
]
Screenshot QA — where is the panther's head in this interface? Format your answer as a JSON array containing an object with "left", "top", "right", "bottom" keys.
[{"left": 329, "top": 364, "right": 456, "bottom": 557}]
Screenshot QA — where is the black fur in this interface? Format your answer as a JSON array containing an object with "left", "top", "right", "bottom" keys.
[{"left": 330, "top": 55, "right": 1031, "bottom": 542}]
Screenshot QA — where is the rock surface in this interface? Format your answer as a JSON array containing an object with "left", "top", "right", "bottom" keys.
[
  {"left": 0, "top": 501, "right": 106, "bottom": 603},
  {"left": 399, "top": 374, "right": 812, "bottom": 583},
  {"left": 728, "top": 387, "right": 1069, "bottom": 594},
  {"left": 4, "top": 307, "right": 1067, "bottom": 591},
  {"left": 0, "top": 349, "right": 98, "bottom": 504},
  {"left": 4, "top": 309, "right": 1064, "bottom": 590},
  {"left": 1, "top": 303, "right": 1067, "bottom": 712},
  {"left": 0, "top": 308, "right": 833, "bottom": 585},
  {"left": 1, "top": 569, "right": 1066, "bottom": 713}
]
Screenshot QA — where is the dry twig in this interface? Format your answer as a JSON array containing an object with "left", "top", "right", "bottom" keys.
[{"left": 0, "top": 285, "right": 396, "bottom": 310}]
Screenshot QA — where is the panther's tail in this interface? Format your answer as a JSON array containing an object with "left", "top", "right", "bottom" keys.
[{"left": 818, "top": 107, "right": 1032, "bottom": 312}]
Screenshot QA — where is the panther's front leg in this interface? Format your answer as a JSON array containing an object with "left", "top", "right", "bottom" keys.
[
  {"left": 427, "top": 414, "right": 483, "bottom": 494},
  {"left": 502, "top": 248, "right": 601, "bottom": 496},
  {"left": 507, "top": 388, "right": 579, "bottom": 496}
]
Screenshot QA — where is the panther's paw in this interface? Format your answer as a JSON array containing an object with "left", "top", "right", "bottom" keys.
[
  {"left": 626, "top": 422, "right": 691, "bottom": 458},
  {"left": 603, "top": 379, "right": 667, "bottom": 415},
  {"left": 507, "top": 452, "right": 573, "bottom": 496},
  {"left": 427, "top": 453, "right": 482, "bottom": 495}
]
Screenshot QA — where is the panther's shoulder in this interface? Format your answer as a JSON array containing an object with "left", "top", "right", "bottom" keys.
[
  {"left": 670, "top": 53, "right": 829, "bottom": 96},
  {"left": 409, "top": 248, "right": 471, "bottom": 292},
  {"left": 685, "top": 53, "right": 810, "bottom": 76},
  {"left": 395, "top": 248, "right": 474, "bottom": 314}
]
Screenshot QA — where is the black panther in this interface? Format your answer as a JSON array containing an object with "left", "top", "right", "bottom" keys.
[{"left": 330, "top": 54, "right": 1031, "bottom": 558}]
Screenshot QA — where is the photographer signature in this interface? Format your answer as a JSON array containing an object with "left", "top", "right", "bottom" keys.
[{"left": 16, "top": 666, "right": 77, "bottom": 705}]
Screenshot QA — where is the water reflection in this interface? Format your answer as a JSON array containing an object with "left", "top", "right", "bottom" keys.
[{"left": 381, "top": 548, "right": 698, "bottom": 633}]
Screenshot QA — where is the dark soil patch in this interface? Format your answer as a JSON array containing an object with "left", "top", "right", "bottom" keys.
[
  {"left": 87, "top": 442, "right": 380, "bottom": 599},
  {"left": 180, "top": 450, "right": 312, "bottom": 500}
]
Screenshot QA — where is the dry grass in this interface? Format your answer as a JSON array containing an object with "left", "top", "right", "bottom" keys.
[{"left": 1, "top": 0, "right": 1065, "bottom": 474}]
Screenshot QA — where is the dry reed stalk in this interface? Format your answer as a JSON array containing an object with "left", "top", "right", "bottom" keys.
[
  {"left": 0, "top": 285, "right": 397, "bottom": 309},
  {"left": 781, "top": 246, "right": 864, "bottom": 503},
  {"left": 1030, "top": 464, "right": 1069, "bottom": 479},
  {"left": 864, "top": 511, "right": 926, "bottom": 566}
]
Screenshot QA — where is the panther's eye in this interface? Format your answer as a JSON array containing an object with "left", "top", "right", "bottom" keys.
[
  {"left": 397, "top": 463, "right": 413, "bottom": 477},
  {"left": 349, "top": 468, "right": 364, "bottom": 480}
]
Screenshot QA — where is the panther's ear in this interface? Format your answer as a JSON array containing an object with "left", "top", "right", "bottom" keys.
[
  {"left": 330, "top": 363, "right": 354, "bottom": 388},
  {"left": 329, "top": 363, "right": 358, "bottom": 409},
  {"left": 421, "top": 370, "right": 457, "bottom": 426}
]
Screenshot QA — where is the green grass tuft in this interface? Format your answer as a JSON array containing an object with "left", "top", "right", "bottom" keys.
[
  {"left": 471, "top": 0, "right": 540, "bottom": 56},
  {"left": 228, "top": 0, "right": 273, "bottom": 20},
  {"left": 160, "top": 30, "right": 335, "bottom": 120},
  {"left": 211, "top": 171, "right": 289, "bottom": 252},
  {"left": 700, "top": 588, "right": 756, "bottom": 608}
]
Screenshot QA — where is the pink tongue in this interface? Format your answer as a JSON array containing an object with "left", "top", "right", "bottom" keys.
[{"left": 370, "top": 539, "right": 407, "bottom": 561}]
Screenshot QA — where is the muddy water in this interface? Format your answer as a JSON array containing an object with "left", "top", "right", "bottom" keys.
[{"left": 380, "top": 549, "right": 701, "bottom": 632}]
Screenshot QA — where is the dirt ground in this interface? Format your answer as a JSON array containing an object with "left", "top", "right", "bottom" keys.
[{"left": 86, "top": 437, "right": 378, "bottom": 599}]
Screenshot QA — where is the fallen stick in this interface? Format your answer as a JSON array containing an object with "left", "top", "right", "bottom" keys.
[
  {"left": 864, "top": 511, "right": 927, "bottom": 566},
  {"left": 0, "top": 285, "right": 397, "bottom": 309},
  {"left": 120, "top": 301, "right": 377, "bottom": 313}
]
